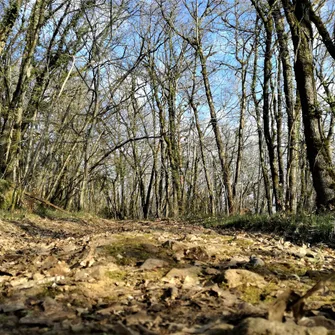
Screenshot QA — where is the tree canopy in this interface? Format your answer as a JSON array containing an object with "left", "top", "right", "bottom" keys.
[{"left": 1, "top": 0, "right": 335, "bottom": 217}]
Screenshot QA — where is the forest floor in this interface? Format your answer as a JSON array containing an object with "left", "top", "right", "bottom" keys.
[{"left": 1, "top": 217, "right": 335, "bottom": 334}]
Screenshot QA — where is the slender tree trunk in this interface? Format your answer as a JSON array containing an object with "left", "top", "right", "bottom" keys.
[
  {"left": 251, "top": 17, "right": 272, "bottom": 215},
  {"left": 188, "top": 61, "right": 215, "bottom": 215},
  {"left": 197, "top": 46, "right": 234, "bottom": 214},
  {"left": 262, "top": 14, "right": 283, "bottom": 212},
  {"left": 233, "top": 61, "right": 247, "bottom": 211},
  {"left": 269, "top": 0, "right": 298, "bottom": 213}
]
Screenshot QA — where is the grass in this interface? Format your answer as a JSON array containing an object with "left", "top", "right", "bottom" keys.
[{"left": 200, "top": 212, "right": 335, "bottom": 245}]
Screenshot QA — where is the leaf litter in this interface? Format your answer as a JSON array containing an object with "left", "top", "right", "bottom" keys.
[{"left": 0, "top": 217, "right": 335, "bottom": 334}]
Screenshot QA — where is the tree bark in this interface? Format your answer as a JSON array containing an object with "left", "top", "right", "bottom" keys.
[{"left": 281, "top": 0, "right": 335, "bottom": 210}]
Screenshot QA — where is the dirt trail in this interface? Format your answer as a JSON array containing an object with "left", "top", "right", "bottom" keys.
[{"left": 1, "top": 217, "right": 335, "bottom": 334}]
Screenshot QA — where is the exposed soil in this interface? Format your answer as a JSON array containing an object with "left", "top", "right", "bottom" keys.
[{"left": 1, "top": 217, "right": 335, "bottom": 334}]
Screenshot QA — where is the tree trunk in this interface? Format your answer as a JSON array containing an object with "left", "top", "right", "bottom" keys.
[
  {"left": 197, "top": 46, "right": 234, "bottom": 214},
  {"left": 269, "top": 0, "right": 299, "bottom": 213},
  {"left": 282, "top": 0, "right": 335, "bottom": 210}
]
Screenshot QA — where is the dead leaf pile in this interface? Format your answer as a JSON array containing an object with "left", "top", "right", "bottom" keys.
[{"left": 0, "top": 217, "right": 335, "bottom": 334}]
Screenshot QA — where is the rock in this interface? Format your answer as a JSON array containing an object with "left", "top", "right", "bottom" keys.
[
  {"left": 97, "top": 304, "right": 123, "bottom": 315},
  {"left": 206, "top": 285, "right": 238, "bottom": 307},
  {"left": 185, "top": 234, "right": 200, "bottom": 242},
  {"left": 162, "top": 240, "right": 185, "bottom": 251},
  {"left": 204, "top": 267, "right": 221, "bottom": 275},
  {"left": 221, "top": 256, "right": 249, "bottom": 269},
  {"left": 289, "top": 247, "right": 307, "bottom": 259},
  {"left": 90, "top": 264, "right": 119, "bottom": 280},
  {"left": 298, "top": 316, "right": 335, "bottom": 330},
  {"left": 32, "top": 272, "right": 45, "bottom": 281},
  {"left": 205, "top": 323, "right": 234, "bottom": 335},
  {"left": 224, "top": 269, "right": 266, "bottom": 288},
  {"left": 182, "top": 274, "right": 200, "bottom": 289},
  {"left": 162, "top": 266, "right": 202, "bottom": 284},
  {"left": 19, "top": 315, "right": 52, "bottom": 326},
  {"left": 183, "top": 320, "right": 234, "bottom": 335},
  {"left": 236, "top": 302, "right": 266, "bottom": 316},
  {"left": 232, "top": 317, "right": 329, "bottom": 335},
  {"left": 0, "top": 300, "right": 26, "bottom": 312},
  {"left": 74, "top": 264, "right": 119, "bottom": 281},
  {"left": 9, "top": 277, "right": 30, "bottom": 288},
  {"left": 140, "top": 258, "right": 168, "bottom": 270},
  {"left": 48, "top": 261, "right": 71, "bottom": 276},
  {"left": 74, "top": 269, "right": 89, "bottom": 281},
  {"left": 249, "top": 255, "right": 265, "bottom": 267},
  {"left": 184, "top": 246, "right": 209, "bottom": 261},
  {"left": 61, "top": 243, "right": 78, "bottom": 254},
  {"left": 126, "top": 310, "right": 151, "bottom": 326},
  {"left": 141, "top": 243, "right": 161, "bottom": 254},
  {"left": 42, "top": 296, "right": 76, "bottom": 321},
  {"left": 173, "top": 249, "right": 185, "bottom": 262},
  {"left": 42, "top": 297, "right": 60, "bottom": 313}
]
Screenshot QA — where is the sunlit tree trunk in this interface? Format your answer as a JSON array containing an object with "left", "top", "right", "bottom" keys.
[
  {"left": 0, "top": 0, "right": 23, "bottom": 56},
  {"left": 269, "top": 0, "right": 299, "bottom": 213},
  {"left": 282, "top": 0, "right": 335, "bottom": 210},
  {"left": 251, "top": 16, "right": 272, "bottom": 215}
]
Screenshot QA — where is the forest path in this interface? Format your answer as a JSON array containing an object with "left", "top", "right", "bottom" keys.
[{"left": 1, "top": 217, "right": 335, "bottom": 334}]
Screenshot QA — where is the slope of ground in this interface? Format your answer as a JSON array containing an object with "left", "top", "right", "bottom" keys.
[{"left": 0, "top": 217, "right": 335, "bottom": 334}]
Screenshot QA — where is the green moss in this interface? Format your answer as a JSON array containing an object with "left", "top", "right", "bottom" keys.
[
  {"left": 234, "top": 238, "right": 253, "bottom": 247},
  {"left": 102, "top": 237, "right": 173, "bottom": 266},
  {"left": 142, "top": 268, "right": 167, "bottom": 281},
  {"left": 238, "top": 282, "right": 278, "bottom": 304},
  {"left": 267, "top": 262, "right": 308, "bottom": 276},
  {"left": 106, "top": 270, "right": 127, "bottom": 281}
]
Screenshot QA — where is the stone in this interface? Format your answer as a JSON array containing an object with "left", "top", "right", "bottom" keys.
[
  {"left": 299, "top": 316, "right": 335, "bottom": 330},
  {"left": 162, "top": 240, "right": 185, "bottom": 251},
  {"left": 224, "top": 269, "right": 266, "bottom": 288},
  {"left": 184, "top": 246, "right": 209, "bottom": 261},
  {"left": 249, "top": 255, "right": 265, "bottom": 267},
  {"left": 140, "top": 258, "right": 168, "bottom": 271},
  {"left": 205, "top": 323, "right": 234, "bottom": 335},
  {"left": 232, "top": 317, "right": 329, "bottom": 335},
  {"left": 162, "top": 266, "right": 202, "bottom": 284},
  {"left": 74, "top": 264, "right": 119, "bottom": 281},
  {"left": 0, "top": 301, "right": 26, "bottom": 312},
  {"left": 48, "top": 261, "right": 71, "bottom": 276},
  {"left": 204, "top": 267, "right": 221, "bottom": 275},
  {"left": 289, "top": 247, "right": 307, "bottom": 259},
  {"left": 19, "top": 315, "right": 52, "bottom": 326},
  {"left": 182, "top": 274, "right": 200, "bottom": 289}
]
